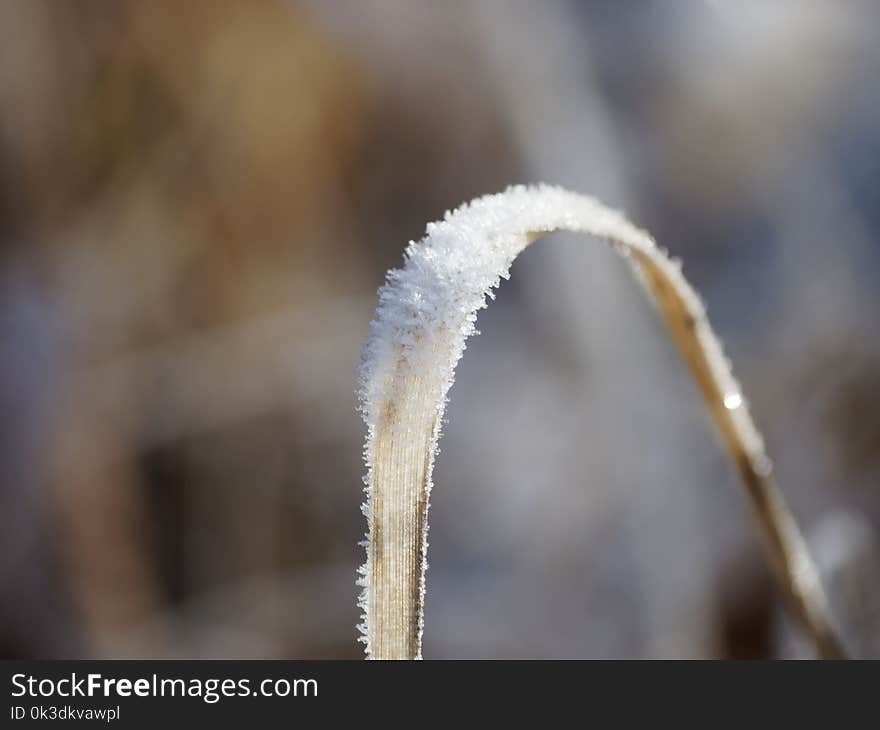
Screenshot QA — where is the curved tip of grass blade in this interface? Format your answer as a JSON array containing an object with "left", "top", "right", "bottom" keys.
[{"left": 357, "top": 184, "right": 846, "bottom": 660}]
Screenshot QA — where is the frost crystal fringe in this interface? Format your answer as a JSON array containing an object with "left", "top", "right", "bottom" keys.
[{"left": 357, "top": 184, "right": 845, "bottom": 659}]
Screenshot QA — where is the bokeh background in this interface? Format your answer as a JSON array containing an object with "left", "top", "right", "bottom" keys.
[{"left": 1, "top": 0, "right": 878, "bottom": 659}]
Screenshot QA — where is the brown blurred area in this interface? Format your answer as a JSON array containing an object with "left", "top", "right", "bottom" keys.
[
  {"left": 0, "top": 0, "right": 878, "bottom": 658},
  {"left": 1, "top": 0, "right": 376, "bottom": 658}
]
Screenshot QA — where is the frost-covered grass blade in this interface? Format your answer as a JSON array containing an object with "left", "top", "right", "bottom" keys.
[{"left": 357, "top": 184, "right": 845, "bottom": 659}]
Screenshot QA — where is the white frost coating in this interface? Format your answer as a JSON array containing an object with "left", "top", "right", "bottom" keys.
[{"left": 357, "top": 184, "right": 770, "bottom": 659}]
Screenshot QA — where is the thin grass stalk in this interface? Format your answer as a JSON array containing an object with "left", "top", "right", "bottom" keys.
[{"left": 357, "top": 185, "right": 845, "bottom": 659}]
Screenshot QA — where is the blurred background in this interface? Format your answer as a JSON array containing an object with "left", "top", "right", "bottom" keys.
[{"left": 1, "top": 0, "right": 878, "bottom": 659}]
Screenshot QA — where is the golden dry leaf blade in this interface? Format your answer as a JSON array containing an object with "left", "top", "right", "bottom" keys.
[{"left": 358, "top": 184, "right": 845, "bottom": 659}]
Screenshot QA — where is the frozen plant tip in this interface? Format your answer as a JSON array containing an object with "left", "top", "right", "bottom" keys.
[{"left": 357, "top": 184, "right": 845, "bottom": 659}]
